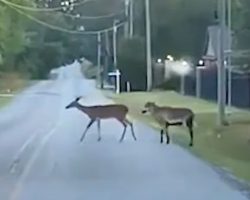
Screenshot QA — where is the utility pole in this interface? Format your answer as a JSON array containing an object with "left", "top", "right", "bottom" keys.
[
  {"left": 124, "top": 0, "right": 129, "bottom": 38},
  {"left": 217, "top": 0, "right": 227, "bottom": 125},
  {"left": 145, "top": 0, "right": 152, "bottom": 91},
  {"left": 129, "top": 0, "right": 134, "bottom": 37},
  {"left": 97, "top": 32, "right": 102, "bottom": 88},
  {"left": 227, "top": 0, "right": 232, "bottom": 109},
  {"left": 104, "top": 30, "right": 110, "bottom": 83},
  {"left": 113, "top": 20, "right": 118, "bottom": 69}
]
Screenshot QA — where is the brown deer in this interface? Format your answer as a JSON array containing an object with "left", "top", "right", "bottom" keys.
[
  {"left": 65, "top": 97, "right": 136, "bottom": 142},
  {"left": 142, "top": 102, "right": 195, "bottom": 146}
]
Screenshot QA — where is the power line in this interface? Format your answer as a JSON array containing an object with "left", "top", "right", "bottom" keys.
[
  {"left": 1, "top": 0, "right": 125, "bottom": 20},
  {"left": 0, "top": 0, "right": 94, "bottom": 12},
  {"left": 61, "top": 10, "right": 125, "bottom": 20},
  {"left": 6, "top": 3, "right": 125, "bottom": 35}
]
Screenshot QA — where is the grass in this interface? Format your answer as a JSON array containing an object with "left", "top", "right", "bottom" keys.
[
  {"left": 0, "top": 96, "right": 12, "bottom": 108},
  {"left": 0, "top": 72, "right": 29, "bottom": 109},
  {"left": 108, "top": 91, "right": 250, "bottom": 183}
]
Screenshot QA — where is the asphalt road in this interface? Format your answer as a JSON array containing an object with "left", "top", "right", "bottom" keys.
[{"left": 0, "top": 62, "right": 248, "bottom": 200}]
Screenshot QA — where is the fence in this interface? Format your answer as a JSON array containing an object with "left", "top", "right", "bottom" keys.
[{"left": 184, "top": 67, "right": 250, "bottom": 109}]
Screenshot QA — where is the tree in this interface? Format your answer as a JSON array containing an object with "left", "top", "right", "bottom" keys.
[
  {"left": 117, "top": 37, "right": 147, "bottom": 91},
  {"left": 134, "top": 0, "right": 216, "bottom": 60},
  {"left": 0, "top": 2, "right": 29, "bottom": 71}
]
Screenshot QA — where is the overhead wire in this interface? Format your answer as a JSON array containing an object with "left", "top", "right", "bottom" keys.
[
  {"left": 0, "top": 0, "right": 125, "bottom": 20},
  {"left": 61, "top": 10, "right": 125, "bottom": 20},
  {"left": 0, "top": 0, "right": 95, "bottom": 12},
  {"left": 3, "top": 2, "right": 125, "bottom": 35}
]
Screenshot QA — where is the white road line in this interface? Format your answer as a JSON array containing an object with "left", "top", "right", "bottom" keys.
[
  {"left": 9, "top": 121, "right": 61, "bottom": 200},
  {"left": 9, "top": 132, "right": 38, "bottom": 174}
]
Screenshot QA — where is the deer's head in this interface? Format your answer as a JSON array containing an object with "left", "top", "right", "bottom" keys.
[
  {"left": 142, "top": 102, "right": 156, "bottom": 114},
  {"left": 65, "top": 96, "right": 82, "bottom": 109}
]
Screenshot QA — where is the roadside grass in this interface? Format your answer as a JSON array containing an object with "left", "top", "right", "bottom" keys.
[
  {"left": 109, "top": 91, "right": 250, "bottom": 182},
  {"left": 0, "top": 72, "right": 29, "bottom": 108}
]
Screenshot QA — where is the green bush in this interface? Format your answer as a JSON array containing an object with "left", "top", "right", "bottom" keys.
[{"left": 157, "top": 76, "right": 180, "bottom": 90}]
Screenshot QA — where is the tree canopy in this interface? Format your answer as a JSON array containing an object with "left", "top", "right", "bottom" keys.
[{"left": 0, "top": 0, "right": 249, "bottom": 79}]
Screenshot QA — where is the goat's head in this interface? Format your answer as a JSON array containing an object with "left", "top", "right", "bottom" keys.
[
  {"left": 65, "top": 96, "right": 82, "bottom": 109},
  {"left": 142, "top": 102, "right": 156, "bottom": 114}
]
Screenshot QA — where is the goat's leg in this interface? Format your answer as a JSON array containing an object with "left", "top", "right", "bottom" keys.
[
  {"left": 165, "top": 123, "right": 170, "bottom": 145},
  {"left": 80, "top": 119, "right": 95, "bottom": 142},
  {"left": 160, "top": 129, "right": 164, "bottom": 143},
  {"left": 188, "top": 127, "right": 194, "bottom": 146},
  {"left": 186, "top": 117, "right": 194, "bottom": 146},
  {"left": 97, "top": 119, "right": 101, "bottom": 142},
  {"left": 125, "top": 118, "right": 136, "bottom": 141}
]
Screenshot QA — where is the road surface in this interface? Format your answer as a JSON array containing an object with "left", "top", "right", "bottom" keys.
[{"left": 0, "top": 62, "right": 248, "bottom": 200}]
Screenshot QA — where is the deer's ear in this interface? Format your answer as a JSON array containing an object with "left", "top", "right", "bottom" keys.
[{"left": 75, "top": 96, "right": 82, "bottom": 101}]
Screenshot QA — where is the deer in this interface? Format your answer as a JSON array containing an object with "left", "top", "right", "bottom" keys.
[
  {"left": 65, "top": 97, "right": 136, "bottom": 142},
  {"left": 142, "top": 102, "right": 195, "bottom": 146}
]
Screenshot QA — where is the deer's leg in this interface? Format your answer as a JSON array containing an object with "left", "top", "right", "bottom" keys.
[
  {"left": 80, "top": 119, "right": 95, "bottom": 142},
  {"left": 125, "top": 118, "right": 136, "bottom": 141},
  {"left": 186, "top": 117, "right": 194, "bottom": 146},
  {"left": 165, "top": 122, "right": 170, "bottom": 145},
  {"left": 97, "top": 119, "right": 101, "bottom": 142},
  {"left": 160, "top": 129, "right": 164, "bottom": 143},
  {"left": 118, "top": 120, "right": 127, "bottom": 142}
]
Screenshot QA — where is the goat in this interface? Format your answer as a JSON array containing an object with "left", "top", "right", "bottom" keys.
[
  {"left": 65, "top": 97, "right": 136, "bottom": 142},
  {"left": 142, "top": 102, "right": 195, "bottom": 146}
]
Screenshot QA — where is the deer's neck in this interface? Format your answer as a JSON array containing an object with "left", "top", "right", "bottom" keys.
[{"left": 75, "top": 103, "right": 90, "bottom": 114}]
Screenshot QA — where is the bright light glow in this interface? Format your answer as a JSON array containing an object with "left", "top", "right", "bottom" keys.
[
  {"left": 79, "top": 26, "right": 85, "bottom": 31},
  {"left": 181, "top": 60, "right": 188, "bottom": 66},
  {"left": 198, "top": 60, "right": 204, "bottom": 66},
  {"left": 166, "top": 55, "right": 174, "bottom": 61},
  {"left": 165, "top": 59, "right": 192, "bottom": 76},
  {"left": 125, "top": 0, "right": 130, "bottom": 6},
  {"left": 157, "top": 58, "right": 162, "bottom": 63}
]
